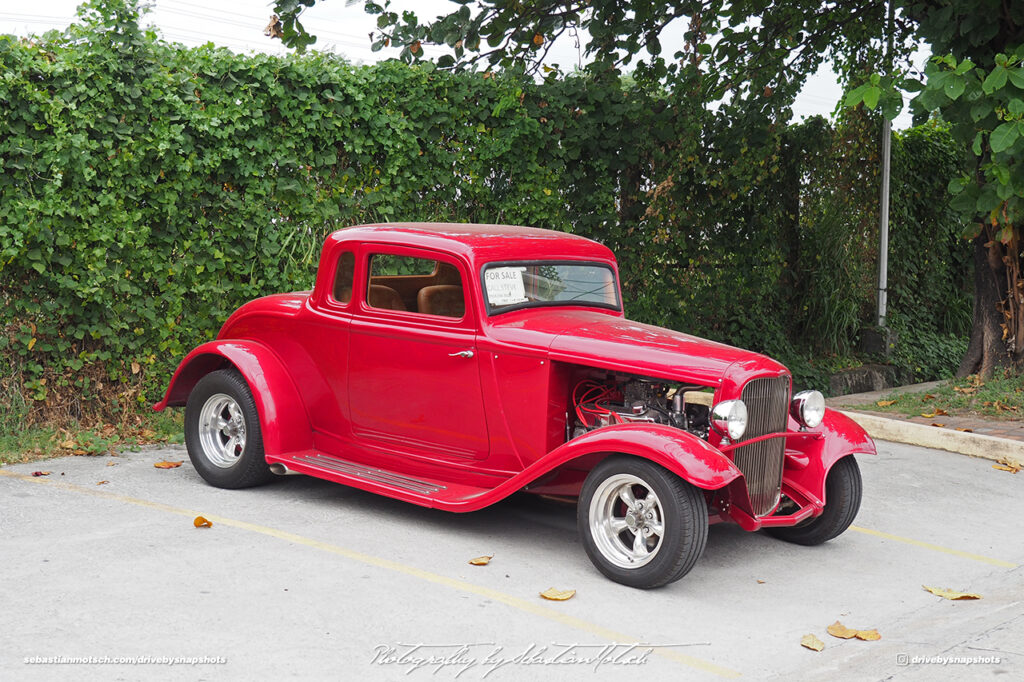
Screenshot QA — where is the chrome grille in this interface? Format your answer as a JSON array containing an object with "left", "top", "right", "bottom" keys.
[{"left": 732, "top": 376, "right": 790, "bottom": 516}]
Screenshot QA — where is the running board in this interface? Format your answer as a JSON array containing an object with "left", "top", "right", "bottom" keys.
[
  {"left": 265, "top": 451, "right": 504, "bottom": 510},
  {"left": 292, "top": 453, "right": 446, "bottom": 495}
]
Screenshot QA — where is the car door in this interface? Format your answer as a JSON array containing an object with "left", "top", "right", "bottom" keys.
[{"left": 346, "top": 247, "right": 490, "bottom": 460}]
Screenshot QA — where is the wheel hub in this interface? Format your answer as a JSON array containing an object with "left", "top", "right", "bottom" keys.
[
  {"left": 197, "top": 393, "right": 247, "bottom": 469},
  {"left": 589, "top": 474, "right": 665, "bottom": 569}
]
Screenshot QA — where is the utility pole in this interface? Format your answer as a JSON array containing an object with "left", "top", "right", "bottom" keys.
[
  {"left": 876, "top": 0, "right": 894, "bottom": 328},
  {"left": 877, "top": 120, "right": 891, "bottom": 326}
]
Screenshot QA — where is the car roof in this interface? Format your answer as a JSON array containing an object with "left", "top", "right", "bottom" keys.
[{"left": 326, "top": 223, "right": 616, "bottom": 266}]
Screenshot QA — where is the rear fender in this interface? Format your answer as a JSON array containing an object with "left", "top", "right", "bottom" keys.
[
  {"left": 153, "top": 341, "right": 313, "bottom": 457},
  {"left": 530, "top": 423, "right": 742, "bottom": 492}
]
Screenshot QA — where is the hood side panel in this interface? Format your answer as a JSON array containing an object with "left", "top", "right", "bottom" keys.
[{"left": 486, "top": 309, "right": 787, "bottom": 387}]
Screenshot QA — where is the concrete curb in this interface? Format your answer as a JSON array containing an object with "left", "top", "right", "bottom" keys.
[{"left": 839, "top": 410, "right": 1024, "bottom": 466}]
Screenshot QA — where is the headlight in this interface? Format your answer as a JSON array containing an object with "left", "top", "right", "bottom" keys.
[
  {"left": 710, "top": 399, "right": 747, "bottom": 440},
  {"left": 791, "top": 390, "right": 825, "bottom": 428}
]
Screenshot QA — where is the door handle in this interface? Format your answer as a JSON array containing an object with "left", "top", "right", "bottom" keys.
[{"left": 448, "top": 350, "right": 475, "bottom": 359}]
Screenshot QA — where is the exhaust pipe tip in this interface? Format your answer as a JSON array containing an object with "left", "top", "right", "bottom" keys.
[{"left": 269, "top": 463, "right": 295, "bottom": 476}]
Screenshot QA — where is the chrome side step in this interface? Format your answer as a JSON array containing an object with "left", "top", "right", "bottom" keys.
[{"left": 291, "top": 453, "right": 447, "bottom": 495}]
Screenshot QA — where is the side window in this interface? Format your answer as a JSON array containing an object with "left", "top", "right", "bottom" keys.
[
  {"left": 371, "top": 255, "right": 437, "bottom": 277},
  {"left": 332, "top": 252, "right": 355, "bottom": 304},
  {"left": 366, "top": 253, "right": 465, "bottom": 319}
]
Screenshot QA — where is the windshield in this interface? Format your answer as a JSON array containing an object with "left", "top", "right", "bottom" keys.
[{"left": 481, "top": 261, "right": 620, "bottom": 314}]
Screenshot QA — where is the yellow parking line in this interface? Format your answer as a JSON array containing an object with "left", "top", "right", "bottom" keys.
[
  {"left": 0, "top": 469, "right": 740, "bottom": 678},
  {"left": 849, "top": 525, "right": 1018, "bottom": 569}
]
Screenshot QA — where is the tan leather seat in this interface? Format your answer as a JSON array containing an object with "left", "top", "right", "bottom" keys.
[
  {"left": 417, "top": 285, "right": 464, "bottom": 318},
  {"left": 368, "top": 284, "right": 406, "bottom": 311}
]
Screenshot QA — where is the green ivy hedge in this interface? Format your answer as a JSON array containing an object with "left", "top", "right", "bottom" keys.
[{"left": 0, "top": 5, "right": 970, "bottom": 426}]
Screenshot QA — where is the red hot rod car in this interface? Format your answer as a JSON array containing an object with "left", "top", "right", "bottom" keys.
[{"left": 155, "top": 223, "right": 875, "bottom": 588}]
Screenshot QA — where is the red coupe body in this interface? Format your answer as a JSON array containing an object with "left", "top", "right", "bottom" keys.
[{"left": 156, "top": 223, "right": 874, "bottom": 584}]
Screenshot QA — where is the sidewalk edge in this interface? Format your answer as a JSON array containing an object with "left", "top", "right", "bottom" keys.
[{"left": 838, "top": 410, "right": 1024, "bottom": 466}]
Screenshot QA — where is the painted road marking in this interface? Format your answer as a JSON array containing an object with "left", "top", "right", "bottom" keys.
[
  {"left": 0, "top": 470, "right": 741, "bottom": 678},
  {"left": 849, "top": 525, "right": 1018, "bottom": 569}
]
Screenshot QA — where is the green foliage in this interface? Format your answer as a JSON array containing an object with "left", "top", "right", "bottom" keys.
[
  {"left": 0, "top": 1, "right": 973, "bottom": 431},
  {"left": 914, "top": 49, "right": 1024, "bottom": 233},
  {"left": 887, "top": 313, "right": 969, "bottom": 382},
  {"left": 793, "top": 110, "right": 880, "bottom": 355},
  {"left": 0, "top": 1, "right": 656, "bottom": 420},
  {"left": 889, "top": 123, "right": 973, "bottom": 338}
]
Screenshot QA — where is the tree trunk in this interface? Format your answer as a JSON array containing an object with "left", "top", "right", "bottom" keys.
[{"left": 957, "top": 232, "right": 1010, "bottom": 379}]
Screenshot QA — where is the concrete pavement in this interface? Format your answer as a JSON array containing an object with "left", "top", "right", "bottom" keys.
[{"left": 1, "top": 439, "right": 1021, "bottom": 681}]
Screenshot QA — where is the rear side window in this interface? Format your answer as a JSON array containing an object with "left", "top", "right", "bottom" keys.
[{"left": 332, "top": 252, "right": 355, "bottom": 303}]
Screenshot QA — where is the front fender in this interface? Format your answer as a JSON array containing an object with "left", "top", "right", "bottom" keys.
[
  {"left": 436, "top": 423, "right": 742, "bottom": 512},
  {"left": 781, "top": 408, "right": 876, "bottom": 506},
  {"left": 153, "top": 340, "right": 313, "bottom": 458},
  {"left": 537, "top": 423, "right": 742, "bottom": 491}
]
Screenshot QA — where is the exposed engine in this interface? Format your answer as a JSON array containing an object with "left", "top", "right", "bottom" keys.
[{"left": 570, "top": 376, "right": 711, "bottom": 441}]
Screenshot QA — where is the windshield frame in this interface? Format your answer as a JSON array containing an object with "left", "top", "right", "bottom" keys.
[{"left": 479, "top": 260, "right": 622, "bottom": 316}]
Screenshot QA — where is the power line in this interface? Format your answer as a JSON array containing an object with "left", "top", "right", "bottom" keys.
[
  {"left": 0, "top": 13, "right": 72, "bottom": 22},
  {"left": 161, "top": 0, "right": 372, "bottom": 44}
]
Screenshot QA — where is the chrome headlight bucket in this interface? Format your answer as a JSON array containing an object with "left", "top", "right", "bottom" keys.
[
  {"left": 710, "top": 399, "right": 748, "bottom": 440},
  {"left": 791, "top": 390, "right": 825, "bottom": 429}
]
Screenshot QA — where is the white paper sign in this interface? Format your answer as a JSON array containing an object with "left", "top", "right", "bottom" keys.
[{"left": 485, "top": 267, "right": 528, "bottom": 305}]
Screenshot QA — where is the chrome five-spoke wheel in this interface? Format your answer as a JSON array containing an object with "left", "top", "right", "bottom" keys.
[
  {"left": 578, "top": 456, "right": 708, "bottom": 589},
  {"left": 184, "top": 369, "right": 274, "bottom": 489},
  {"left": 197, "top": 393, "right": 247, "bottom": 468},
  {"left": 590, "top": 474, "right": 665, "bottom": 568}
]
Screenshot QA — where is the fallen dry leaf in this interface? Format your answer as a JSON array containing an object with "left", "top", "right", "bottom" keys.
[
  {"left": 468, "top": 554, "right": 494, "bottom": 566},
  {"left": 993, "top": 457, "right": 1022, "bottom": 473},
  {"left": 953, "top": 386, "right": 977, "bottom": 395},
  {"left": 923, "top": 393, "right": 936, "bottom": 401},
  {"left": 540, "top": 588, "right": 575, "bottom": 601},
  {"left": 923, "top": 585, "right": 982, "bottom": 600},
  {"left": 827, "top": 621, "right": 859, "bottom": 639},
  {"left": 757, "top": 579, "right": 766, "bottom": 584},
  {"left": 800, "top": 634, "right": 824, "bottom": 652},
  {"left": 827, "top": 621, "right": 880, "bottom": 641},
  {"left": 955, "top": 428, "right": 973, "bottom": 433},
  {"left": 934, "top": 408, "right": 949, "bottom": 416},
  {"left": 106, "top": 461, "right": 117, "bottom": 467},
  {"left": 876, "top": 400, "right": 897, "bottom": 407},
  {"left": 59, "top": 440, "right": 76, "bottom": 449},
  {"left": 194, "top": 516, "right": 212, "bottom": 528},
  {"left": 96, "top": 480, "right": 109, "bottom": 485},
  {"left": 131, "top": 361, "right": 141, "bottom": 374},
  {"left": 31, "top": 471, "right": 52, "bottom": 477},
  {"left": 153, "top": 460, "right": 183, "bottom": 469},
  {"left": 920, "top": 412, "right": 936, "bottom": 419},
  {"left": 931, "top": 422, "right": 946, "bottom": 427}
]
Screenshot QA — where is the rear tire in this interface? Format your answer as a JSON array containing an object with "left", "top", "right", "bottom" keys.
[
  {"left": 185, "top": 369, "right": 275, "bottom": 489},
  {"left": 766, "top": 455, "right": 862, "bottom": 546},
  {"left": 578, "top": 456, "right": 708, "bottom": 589}
]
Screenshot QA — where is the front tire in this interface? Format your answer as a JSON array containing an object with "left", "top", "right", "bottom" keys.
[
  {"left": 765, "top": 455, "right": 862, "bottom": 546},
  {"left": 578, "top": 456, "right": 708, "bottom": 589},
  {"left": 185, "top": 369, "right": 275, "bottom": 489}
]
